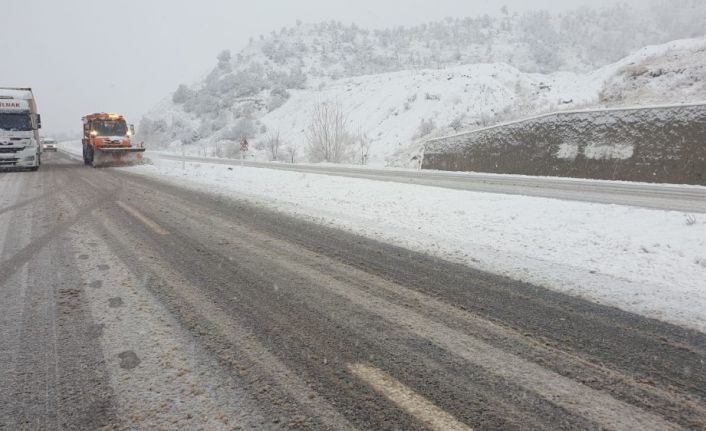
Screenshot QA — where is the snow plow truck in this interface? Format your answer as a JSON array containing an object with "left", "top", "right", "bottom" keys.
[{"left": 82, "top": 113, "right": 144, "bottom": 167}]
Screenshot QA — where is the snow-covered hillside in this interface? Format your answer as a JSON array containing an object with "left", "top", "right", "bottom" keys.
[
  {"left": 140, "top": 38, "right": 706, "bottom": 166},
  {"left": 600, "top": 39, "right": 706, "bottom": 106},
  {"left": 138, "top": 3, "right": 706, "bottom": 166},
  {"left": 258, "top": 64, "right": 606, "bottom": 166}
]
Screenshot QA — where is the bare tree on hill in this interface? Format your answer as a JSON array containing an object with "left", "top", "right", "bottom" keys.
[
  {"left": 305, "top": 101, "right": 354, "bottom": 163},
  {"left": 265, "top": 130, "right": 281, "bottom": 161}
]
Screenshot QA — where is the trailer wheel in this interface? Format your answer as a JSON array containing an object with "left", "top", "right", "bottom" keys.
[{"left": 83, "top": 145, "right": 89, "bottom": 165}]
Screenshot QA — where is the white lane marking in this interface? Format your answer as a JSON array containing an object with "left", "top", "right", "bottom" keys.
[
  {"left": 116, "top": 201, "right": 169, "bottom": 236},
  {"left": 348, "top": 363, "right": 473, "bottom": 431}
]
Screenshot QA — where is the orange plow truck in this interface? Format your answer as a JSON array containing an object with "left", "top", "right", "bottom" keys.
[{"left": 82, "top": 113, "right": 145, "bottom": 167}]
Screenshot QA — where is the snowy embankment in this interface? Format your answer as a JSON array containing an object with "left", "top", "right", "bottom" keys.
[{"left": 62, "top": 140, "right": 706, "bottom": 333}]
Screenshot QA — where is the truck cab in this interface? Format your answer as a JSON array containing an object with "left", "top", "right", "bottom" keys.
[{"left": 0, "top": 88, "right": 42, "bottom": 171}]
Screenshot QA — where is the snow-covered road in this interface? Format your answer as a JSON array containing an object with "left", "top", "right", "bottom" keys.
[
  {"left": 60, "top": 143, "right": 706, "bottom": 331},
  {"left": 4, "top": 150, "right": 705, "bottom": 430}
]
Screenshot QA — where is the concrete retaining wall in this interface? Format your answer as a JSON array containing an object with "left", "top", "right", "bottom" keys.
[{"left": 422, "top": 104, "right": 706, "bottom": 185}]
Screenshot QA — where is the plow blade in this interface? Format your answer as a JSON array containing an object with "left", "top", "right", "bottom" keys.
[{"left": 92, "top": 148, "right": 146, "bottom": 168}]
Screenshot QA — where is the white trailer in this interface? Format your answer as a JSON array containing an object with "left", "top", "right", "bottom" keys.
[{"left": 0, "top": 87, "right": 42, "bottom": 170}]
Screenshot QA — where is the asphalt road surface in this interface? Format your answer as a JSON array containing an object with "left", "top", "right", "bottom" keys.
[
  {"left": 156, "top": 153, "right": 706, "bottom": 214},
  {"left": 1, "top": 152, "right": 705, "bottom": 430}
]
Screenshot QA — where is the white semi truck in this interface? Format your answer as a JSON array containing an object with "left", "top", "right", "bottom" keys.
[{"left": 0, "top": 87, "right": 42, "bottom": 171}]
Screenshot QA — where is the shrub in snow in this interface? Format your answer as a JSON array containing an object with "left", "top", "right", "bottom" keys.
[
  {"left": 222, "top": 141, "right": 241, "bottom": 158},
  {"left": 235, "top": 102, "right": 258, "bottom": 119},
  {"left": 253, "top": 140, "right": 266, "bottom": 151},
  {"left": 283, "top": 67, "right": 308, "bottom": 89},
  {"left": 449, "top": 115, "right": 465, "bottom": 132},
  {"left": 184, "top": 92, "right": 220, "bottom": 116},
  {"left": 212, "top": 111, "right": 231, "bottom": 131},
  {"left": 197, "top": 121, "right": 214, "bottom": 138},
  {"left": 137, "top": 117, "right": 154, "bottom": 136},
  {"left": 271, "top": 85, "right": 290, "bottom": 99},
  {"left": 222, "top": 118, "right": 256, "bottom": 141},
  {"left": 268, "top": 85, "right": 291, "bottom": 111},
  {"left": 169, "top": 119, "right": 198, "bottom": 146},
  {"left": 136, "top": 117, "right": 170, "bottom": 147},
  {"left": 417, "top": 118, "right": 437, "bottom": 138}
]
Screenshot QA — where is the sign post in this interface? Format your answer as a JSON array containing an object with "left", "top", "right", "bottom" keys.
[{"left": 240, "top": 137, "right": 249, "bottom": 167}]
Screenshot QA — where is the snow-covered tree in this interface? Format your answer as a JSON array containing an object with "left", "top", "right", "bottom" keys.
[
  {"left": 172, "top": 84, "right": 193, "bottom": 104},
  {"left": 217, "top": 50, "right": 232, "bottom": 72},
  {"left": 222, "top": 118, "right": 255, "bottom": 141}
]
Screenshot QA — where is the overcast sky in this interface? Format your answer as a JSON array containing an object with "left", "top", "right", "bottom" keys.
[{"left": 2, "top": 0, "right": 621, "bottom": 135}]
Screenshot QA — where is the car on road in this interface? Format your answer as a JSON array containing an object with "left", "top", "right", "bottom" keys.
[{"left": 42, "top": 138, "right": 57, "bottom": 151}]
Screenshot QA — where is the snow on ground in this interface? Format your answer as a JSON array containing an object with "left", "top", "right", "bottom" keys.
[
  {"left": 60, "top": 140, "right": 83, "bottom": 156},
  {"left": 60, "top": 141, "right": 706, "bottom": 332}
]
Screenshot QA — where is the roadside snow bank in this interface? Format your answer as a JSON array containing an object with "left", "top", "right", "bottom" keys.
[
  {"left": 60, "top": 140, "right": 83, "bottom": 157},
  {"left": 120, "top": 157, "right": 706, "bottom": 332}
]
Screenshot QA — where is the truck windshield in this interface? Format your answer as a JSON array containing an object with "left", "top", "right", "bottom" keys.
[
  {"left": 93, "top": 120, "right": 127, "bottom": 136},
  {"left": 0, "top": 113, "right": 32, "bottom": 131}
]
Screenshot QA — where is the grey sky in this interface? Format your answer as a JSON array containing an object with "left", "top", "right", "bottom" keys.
[{"left": 2, "top": 0, "right": 620, "bottom": 135}]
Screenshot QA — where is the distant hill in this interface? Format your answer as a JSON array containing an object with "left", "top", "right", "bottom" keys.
[{"left": 138, "top": 1, "right": 706, "bottom": 166}]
